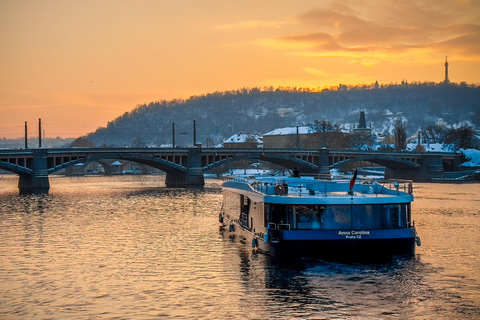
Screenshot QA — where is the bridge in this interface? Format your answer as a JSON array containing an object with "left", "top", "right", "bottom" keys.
[{"left": 0, "top": 147, "right": 461, "bottom": 194}]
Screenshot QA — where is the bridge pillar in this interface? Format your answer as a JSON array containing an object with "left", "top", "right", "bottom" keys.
[
  {"left": 97, "top": 161, "right": 113, "bottom": 175},
  {"left": 18, "top": 150, "right": 50, "bottom": 195},
  {"left": 165, "top": 148, "right": 204, "bottom": 187},
  {"left": 318, "top": 148, "right": 331, "bottom": 178},
  {"left": 422, "top": 155, "right": 444, "bottom": 179}
]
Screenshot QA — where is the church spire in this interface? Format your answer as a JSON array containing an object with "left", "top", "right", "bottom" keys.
[{"left": 444, "top": 56, "right": 450, "bottom": 83}]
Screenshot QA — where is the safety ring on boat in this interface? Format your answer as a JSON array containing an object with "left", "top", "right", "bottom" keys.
[{"left": 275, "top": 184, "right": 285, "bottom": 196}]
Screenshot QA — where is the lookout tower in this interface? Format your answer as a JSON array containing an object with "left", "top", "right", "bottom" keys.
[
  {"left": 359, "top": 111, "right": 366, "bottom": 129},
  {"left": 444, "top": 56, "right": 450, "bottom": 83},
  {"left": 353, "top": 111, "right": 371, "bottom": 133}
]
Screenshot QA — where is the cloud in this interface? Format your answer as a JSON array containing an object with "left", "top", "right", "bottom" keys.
[
  {"left": 434, "top": 31, "right": 480, "bottom": 58},
  {"left": 297, "top": 9, "right": 367, "bottom": 31},
  {"left": 215, "top": 20, "right": 291, "bottom": 30},
  {"left": 303, "top": 67, "right": 332, "bottom": 78},
  {"left": 275, "top": 32, "right": 344, "bottom": 51},
  {"left": 253, "top": 2, "right": 480, "bottom": 67}
]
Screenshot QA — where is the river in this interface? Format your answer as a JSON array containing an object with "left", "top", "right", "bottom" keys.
[{"left": 0, "top": 175, "right": 479, "bottom": 319}]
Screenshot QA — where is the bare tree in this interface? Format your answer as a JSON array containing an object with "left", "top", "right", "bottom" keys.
[
  {"left": 132, "top": 137, "right": 146, "bottom": 147},
  {"left": 444, "top": 125, "right": 475, "bottom": 150},
  {"left": 424, "top": 124, "right": 446, "bottom": 143},
  {"left": 349, "top": 133, "right": 375, "bottom": 150},
  {"left": 309, "top": 120, "right": 340, "bottom": 147},
  {"left": 70, "top": 137, "right": 96, "bottom": 148},
  {"left": 394, "top": 120, "right": 407, "bottom": 151}
]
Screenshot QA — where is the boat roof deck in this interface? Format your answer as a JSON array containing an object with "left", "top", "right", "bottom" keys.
[{"left": 223, "top": 176, "right": 414, "bottom": 202}]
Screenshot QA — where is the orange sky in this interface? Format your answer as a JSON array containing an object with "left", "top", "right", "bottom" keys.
[{"left": 1, "top": 0, "right": 480, "bottom": 139}]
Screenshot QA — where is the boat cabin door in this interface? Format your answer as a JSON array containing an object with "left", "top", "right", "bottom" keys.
[{"left": 240, "top": 195, "right": 251, "bottom": 229}]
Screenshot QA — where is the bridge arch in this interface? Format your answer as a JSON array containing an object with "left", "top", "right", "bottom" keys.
[
  {"left": 46, "top": 154, "right": 187, "bottom": 175},
  {"left": 203, "top": 153, "right": 319, "bottom": 173},
  {"left": 0, "top": 161, "right": 33, "bottom": 175},
  {"left": 330, "top": 155, "right": 420, "bottom": 170}
]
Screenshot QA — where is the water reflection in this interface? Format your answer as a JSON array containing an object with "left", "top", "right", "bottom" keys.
[
  {"left": 0, "top": 177, "right": 479, "bottom": 319},
  {"left": 232, "top": 243, "right": 431, "bottom": 319}
]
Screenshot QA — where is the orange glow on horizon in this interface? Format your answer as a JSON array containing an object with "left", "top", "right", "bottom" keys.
[{"left": 1, "top": 0, "right": 479, "bottom": 139}]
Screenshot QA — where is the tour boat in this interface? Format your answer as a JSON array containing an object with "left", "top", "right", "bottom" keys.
[{"left": 219, "top": 175, "right": 421, "bottom": 260}]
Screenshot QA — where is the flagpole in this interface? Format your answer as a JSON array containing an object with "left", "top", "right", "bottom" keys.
[{"left": 349, "top": 168, "right": 358, "bottom": 195}]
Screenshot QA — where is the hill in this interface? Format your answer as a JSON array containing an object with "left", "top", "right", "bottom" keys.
[
  {"left": 86, "top": 82, "right": 480, "bottom": 148},
  {"left": 0, "top": 137, "right": 75, "bottom": 149}
]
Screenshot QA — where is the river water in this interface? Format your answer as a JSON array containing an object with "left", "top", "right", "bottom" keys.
[{"left": 0, "top": 175, "right": 479, "bottom": 319}]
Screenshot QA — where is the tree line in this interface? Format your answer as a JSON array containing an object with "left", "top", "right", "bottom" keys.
[{"left": 82, "top": 81, "right": 480, "bottom": 149}]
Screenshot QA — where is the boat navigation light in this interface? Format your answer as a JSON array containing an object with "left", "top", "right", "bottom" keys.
[{"left": 394, "top": 181, "right": 399, "bottom": 190}]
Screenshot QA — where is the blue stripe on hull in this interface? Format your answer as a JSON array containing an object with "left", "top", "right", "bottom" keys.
[
  {"left": 269, "top": 229, "right": 416, "bottom": 260},
  {"left": 280, "top": 228, "right": 414, "bottom": 241}
]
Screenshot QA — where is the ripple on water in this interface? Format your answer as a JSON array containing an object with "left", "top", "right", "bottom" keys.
[{"left": 0, "top": 177, "right": 479, "bottom": 319}]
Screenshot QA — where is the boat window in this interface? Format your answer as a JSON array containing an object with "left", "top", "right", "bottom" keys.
[
  {"left": 265, "top": 204, "right": 286, "bottom": 229},
  {"left": 322, "top": 205, "right": 352, "bottom": 230},
  {"left": 352, "top": 205, "right": 382, "bottom": 229},
  {"left": 382, "top": 204, "right": 407, "bottom": 228},
  {"left": 240, "top": 195, "right": 251, "bottom": 229},
  {"left": 242, "top": 195, "right": 250, "bottom": 213},
  {"left": 264, "top": 203, "right": 408, "bottom": 231},
  {"left": 294, "top": 206, "right": 323, "bottom": 230}
]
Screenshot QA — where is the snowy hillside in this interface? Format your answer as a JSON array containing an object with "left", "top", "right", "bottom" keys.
[{"left": 85, "top": 83, "right": 480, "bottom": 147}]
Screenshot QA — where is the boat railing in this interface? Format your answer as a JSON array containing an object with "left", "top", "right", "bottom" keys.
[
  {"left": 377, "top": 179, "right": 414, "bottom": 195},
  {"left": 246, "top": 179, "right": 350, "bottom": 196},
  {"left": 224, "top": 176, "right": 414, "bottom": 196},
  {"left": 223, "top": 176, "right": 249, "bottom": 183}
]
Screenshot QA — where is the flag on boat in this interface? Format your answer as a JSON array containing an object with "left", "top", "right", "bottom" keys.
[{"left": 349, "top": 169, "right": 358, "bottom": 192}]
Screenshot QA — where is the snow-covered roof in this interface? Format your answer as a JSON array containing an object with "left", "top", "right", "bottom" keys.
[
  {"left": 224, "top": 133, "right": 262, "bottom": 144},
  {"left": 460, "top": 149, "right": 480, "bottom": 167},
  {"left": 264, "top": 126, "right": 313, "bottom": 136},
  {"left": 405, "top": 143, "right": 455, "bottom": 152},
  {"left": 277, "top": 108, "right": 295, "bottom": 115}
]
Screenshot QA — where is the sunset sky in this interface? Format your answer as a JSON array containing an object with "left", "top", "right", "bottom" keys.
[{"left": 1, "top": 0, "right": 480, "bottom": 139}]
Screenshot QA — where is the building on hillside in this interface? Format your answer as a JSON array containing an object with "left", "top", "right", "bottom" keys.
[
  {"left": 263, "top": 126, "right": 311, "bottom": 148},
  {"left": 223, "top": 133, "right": 262, "bottom": 148},
  {"left": 263, "top": 126, "right": 350, "bottom": 149}
]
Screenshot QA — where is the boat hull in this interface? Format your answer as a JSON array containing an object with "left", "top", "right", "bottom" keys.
[
  {"left": 223, "top": 219, "right": 416, "bottom": 261},
  {"left": 269, "top": 238, "right": 416, "bottom": 260}
]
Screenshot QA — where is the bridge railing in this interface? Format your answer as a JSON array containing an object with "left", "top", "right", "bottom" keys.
[{"left": 431, "top": 170, "right": 480, "bottom": 181}]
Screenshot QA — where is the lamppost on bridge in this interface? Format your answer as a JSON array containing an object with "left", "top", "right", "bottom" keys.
[
  {"left": 25, "top": 121, "right": 28, "bottom": 149},
  {"left": 193, "top": 120, "right": 197, "bottom": 147},
  {"left": 38, "top": 118, "right": 42, "bottom": 148}
]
